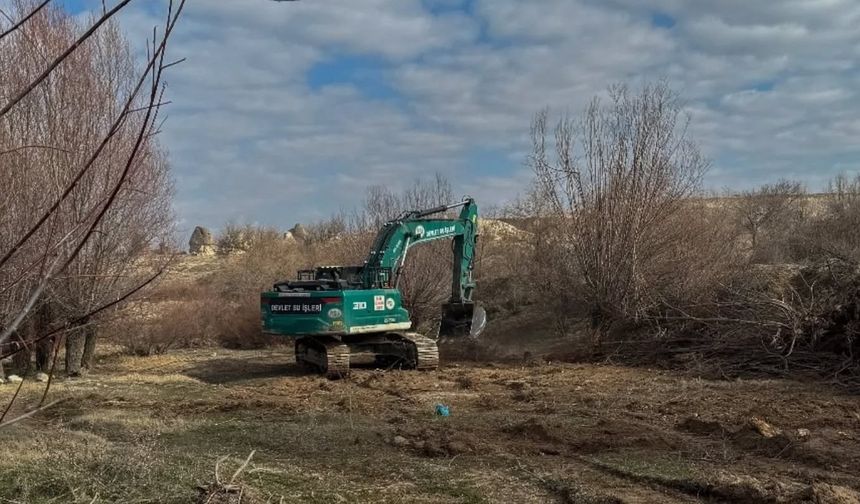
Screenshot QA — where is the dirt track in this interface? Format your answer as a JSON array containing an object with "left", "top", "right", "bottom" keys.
[{"left": 1, "top": 347, "right": 859, "bottom": 503}]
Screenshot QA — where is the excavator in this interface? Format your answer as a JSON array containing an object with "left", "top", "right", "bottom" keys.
[{"left": 260, "top": 197, "right": 487, "bottom": 378}]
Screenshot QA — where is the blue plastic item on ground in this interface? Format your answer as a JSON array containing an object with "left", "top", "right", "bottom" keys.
[{"left": 435, "top": 403, "right": 450, "bottom": 416}]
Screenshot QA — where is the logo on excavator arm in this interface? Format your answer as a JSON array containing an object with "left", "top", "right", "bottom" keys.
[{"left": 424, "top": 225, "right": 456, "bottom": 238}]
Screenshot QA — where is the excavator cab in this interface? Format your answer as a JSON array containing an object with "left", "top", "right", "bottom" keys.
[{"left": 439, "top": 301, "right": 487, "bottom": 338}]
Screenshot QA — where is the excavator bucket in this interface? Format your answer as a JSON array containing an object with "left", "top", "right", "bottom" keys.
[{"left": 439, "top": 302, "right": 487, "bottom": 338}]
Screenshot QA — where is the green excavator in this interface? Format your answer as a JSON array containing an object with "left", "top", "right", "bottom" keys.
[{"left": 260, "top": 197, "right": 487, "bottom": 378}]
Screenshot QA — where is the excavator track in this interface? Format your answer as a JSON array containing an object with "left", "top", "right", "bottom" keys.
[
  {"left": 295, "top": 333, "right": 438, "bottom": 378},
  {"left": 399, "top": 332, "right": 439, "bottom": 371},
  {"left": 295, "top": 337, "right": 350, "bottom": 379}
]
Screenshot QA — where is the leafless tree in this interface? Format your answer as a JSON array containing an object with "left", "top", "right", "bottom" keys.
[
  {"left": 529, "top": 82, "right": 723, "bottom": 338},
  {"left": 732, "top": 179, "right": 806, "bottom": 263},
  {"left": 816, "top": 173, "right": 860, "bottom": 262},
  {"left": 0, "top": 0, "right": 184, "bottom": 393}
]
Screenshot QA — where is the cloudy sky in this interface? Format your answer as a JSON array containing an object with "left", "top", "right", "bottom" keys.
[{"left": 53, "top": 0, "right": 860, "bottom": 232}]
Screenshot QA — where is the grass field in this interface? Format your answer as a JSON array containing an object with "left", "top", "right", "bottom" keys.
[{"left": 1, "top": 346, "right": 859, "bottom": 503}]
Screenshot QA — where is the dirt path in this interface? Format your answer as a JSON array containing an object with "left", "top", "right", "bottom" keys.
[{"left": 0, "top": 348, "right": 859, "bottom": 503}]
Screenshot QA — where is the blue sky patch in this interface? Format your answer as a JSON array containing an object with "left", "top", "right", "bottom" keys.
[
  {"left": 307, "top": 55, "right": 400, "bottom": 101},
  {"left": 752, "top": 80, "right": 776, "bottom": 92},
  {"left": 422, "top": 0, "right": 474, "bottom": 16},
  {"left": 651, "top": 12, "right": 676, "bottom": 29},
  {"left": 56, "top": 0, "right": 90, "bottom": 14},
  {"left": 465, "top": 147, "right": 518, "bottom": 177}
]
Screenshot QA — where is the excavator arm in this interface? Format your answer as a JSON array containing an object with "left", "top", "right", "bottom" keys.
[{"left": 362, "top": 198, "right": 486, "bottom": 337}]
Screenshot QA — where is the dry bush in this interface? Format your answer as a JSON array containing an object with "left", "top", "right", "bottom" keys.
[
  {"left": 123, "top": 224, "right": 347, "bottom": 352},
  {"left": 206, "top": 232, "right": 305, "bottom": 348},
  {"left": 528, "top": 82, "right": 734, "bottom": 339},
  {"left": 108, "top": 302, "right": 213, "bottom": 356},
  {"left": 731, "top": 180, "right": 808, "bottom": 263},
  {"left": 726, "top": 175, "right": 860, "bottom": 266},
  {"left": 216, "top": 224, "right": 251, "bottom": 255},
  {"left": 615, "top": 178, "right": 860, "bottom": 385},
  {"left": 645, "top": 259, "right": 860, "bottom": 388},
  {"left": 301, "top": 213, "right": 373, "bottom": 268},
  {"left": 304, "top": 213, "right": 352, "bottom": 246},
  {"left": 398, "top": 242, "right": 454, "bottom": 331},
  {"left": 216, "top": 224, "right": 284, "bottom": 256},
  {"left": 225, "top": 234, "right": 306, "bottom": 288},
  {"left": 795, "top": 174, "right": 860, "bottom": 263}
]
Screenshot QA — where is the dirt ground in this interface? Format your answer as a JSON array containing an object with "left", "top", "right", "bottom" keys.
[{"left": 1, "top": 346, "right": 859, "bottom": 503}]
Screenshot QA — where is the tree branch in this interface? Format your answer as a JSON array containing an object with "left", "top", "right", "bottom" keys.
[
  {"left": 0, "top": 0, "right": 133, "bottom": 119},
  {"left": 0, "top": 0, "right": 51, "bottom": 42}
]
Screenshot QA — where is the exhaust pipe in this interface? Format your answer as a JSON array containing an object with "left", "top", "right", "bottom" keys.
[{"left": 438, "top": 302, "right": 487, "bottom": 339}]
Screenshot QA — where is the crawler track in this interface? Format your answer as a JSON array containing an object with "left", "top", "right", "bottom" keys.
[
  {"left": 295, "top": 337, "right": 350, "bottom": 379},
  {"left": 295, "top": 332, "right": 439, "bottom": 378},
  {"left": 398, "top": 332, "right": 439, "bottom": 370}
]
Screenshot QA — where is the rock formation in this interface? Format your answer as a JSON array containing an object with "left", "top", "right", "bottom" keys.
[
  {"left": 189, "top": 226, "right": 215, "bottom": 255},
  {"left": 289, "top": 223, "right": 307, "bottom": 241}
]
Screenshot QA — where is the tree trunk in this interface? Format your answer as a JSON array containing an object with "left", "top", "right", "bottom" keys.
[
  {"left": 0, "top": 358, "right": 4, "bottom": 380},
  {"left": 66, "top": 332, "right": 85, "bottom": 377},
  {"left": 36, "top": 337, "right": 52, "bottom": 372},
  {"left": 35, "top": 301, "right": 55, "bottom": 373},
  {"left": 82, "top": 327, "right": 97, "bottom": 371},
  {"left": 11, "top": 335, "right": 30, "bottom": 375}
]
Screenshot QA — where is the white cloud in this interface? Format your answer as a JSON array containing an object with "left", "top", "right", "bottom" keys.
[{"left": 80, "top": 0, "right": 860, "bottom": 233}]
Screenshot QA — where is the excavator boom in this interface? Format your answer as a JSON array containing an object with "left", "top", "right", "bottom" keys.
[{"left": 360, "top": 198, "right": 484, "bottom": 337}]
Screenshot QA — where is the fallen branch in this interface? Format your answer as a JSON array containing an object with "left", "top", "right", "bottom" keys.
[
  {"left": 0, "top": 399, "right": 64, "bottom": 429},
  {"left": 230, "top": 450, "right": 256, "bottom": 484},
  {"left": 199, "top": 451, "right": 257, "bottom": 504}
]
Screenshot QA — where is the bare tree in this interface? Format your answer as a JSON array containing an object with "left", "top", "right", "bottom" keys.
[
  {"left": 529, "top": 82, "right": 721, "bottom": 337},
  {"left": 732, "top": 179, "right": 806, "bottom": 263},
  {"left": 0, "top": 0, "right": 184, "bottom": 387},
  {"left": 817, "top": 173, "right": 860, "bottom": 262}
]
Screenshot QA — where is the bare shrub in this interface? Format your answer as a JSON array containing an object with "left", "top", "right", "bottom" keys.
[
  {"left": 205, "top": 230, "right": 304, "bottom": 348},
  {"left": 108, "top": 302, "right": 211, "bottom": 356},
  {"left": 801, "top": 174, "right": 860, "bottom": 262},
  {"left": 304, "top": 213, "right": 352, "bottom": 246},
  {"left": 732, "top": 180, "right": 807, "bottom": 263},
  {"left": 472, "top": 211, "right": 541, "bottom": 318},
  {"left": 216, "top": 224, "right": 283, "bottom": 256},
  {"left": 650, "top": 258, "right": 860, "bottom": 387},
  {"left": 214, "top": 231, "right": 305, "bottom": 295},
  {"left": 529, "top": 82, "right": 730, "bottom": 338},
  {"left": 124, "top": 225, "right": 332, "bottom": 353},
  {"left": 216, "top": 224, "right": 251, "bottom": 255}
]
